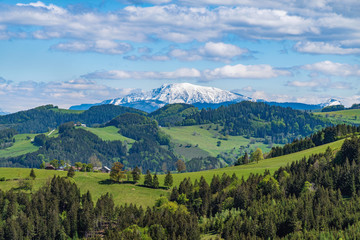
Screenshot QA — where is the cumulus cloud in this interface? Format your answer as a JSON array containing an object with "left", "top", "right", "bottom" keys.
[
  {"left": 0, "top": 78, "right": 135, "bottom": 112},
  {"left": 51, "top": 40, "right": 133, "bottom": 54},
  {"left": 83, "top": 68, "right": 201, "bottom": 80},
  {"left": 83, "top": 64, "right": 290, "bottom": 80},
  {"left": 126, "top": 42, "right": 249, "bottom": 62},
  {"left": 287, "top": 78, "right": 352, "bottom": 90},
  {"left": 295, "top": 41, "right": 360, "bottom": 55},
  {"left": 302, "top": 61, "right": 360, "bottom": 76},
  {"left": 169, "top": 42, "right": 248, "bottom": 62},
  {"left": 203, "top": 64, "right": 291, "bottom": 79}
]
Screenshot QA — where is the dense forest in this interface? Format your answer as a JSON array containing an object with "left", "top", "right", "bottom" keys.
[
  {"left": 149, "top": 103, "right": 199, "bottom": 127},
  {"left": 268, "top": 124, "right": 360, "bottom": 158},
  {"left": 0, "top": 104, "right": 145, "bottom": 133},
  {"left": 1, "top": 135, "right": 360, "bottom": 239},
  {"left": 168, "top": 136, "right": 360, "bottom": 239},
  {"left": 0, "top": 129, "right": 16, "bottom": 150},
  {"left": 182, "top": 101, "right": 330, "bottom": 143},
  {"left": 0, "top": 121, "right": 178, "bottom": 172},
  {"left": 0, "top": 176, "right": 199, "bottom": 240}
]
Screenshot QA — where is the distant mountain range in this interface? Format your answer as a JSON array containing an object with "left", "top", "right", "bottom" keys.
[
  {"left": 70, "top": 83, "right": 341, "bottom": 112},
  {"left": 0, "top": 109, "right": 8, "bottom": 115}
]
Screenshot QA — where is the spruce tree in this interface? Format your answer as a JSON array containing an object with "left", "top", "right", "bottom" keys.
[
  {"left": 67, "top": 167, "right": 75, "bottom": 178},
  {"left": 131, "top": 166, "right": 141, "bottom": 182},
  {"left": 144, "top": 170, "right": 153, "bottom": 187},
  {"left": 164, "top": 171, "right": 173, "bottom": 189},
  {"left": 30, "top": 168, "right": 36, "bottom": 180},
  {"left": 153, "top": 174, "right": 159, "bottom": 189}
]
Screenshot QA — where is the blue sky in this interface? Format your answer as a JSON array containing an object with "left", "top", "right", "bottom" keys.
[{"left": 0, "top": 0, "right": 360, "bottom": 112}]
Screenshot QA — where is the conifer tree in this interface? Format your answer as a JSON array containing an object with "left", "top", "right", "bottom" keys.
[
  {"left": 131, "top": 166, "right": 141, "bottom": 182},
  {"left": 144, "top": 170, "right": 153, "bottom": 187},
  {"left": 153, "top": 174, "right": 159, "bottom": 189},
  {"left": 67, "top": 167, "right": 75, "bottom": 178},
  {"left": 164, "top": 171, "right": 173, "bottom": 189},
  {"left": 30, "top": 168, "right": 36, "bottom": 180}
]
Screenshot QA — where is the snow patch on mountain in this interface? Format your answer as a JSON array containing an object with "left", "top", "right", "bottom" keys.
[
  {"left": 102, "top": 83, "right": 250, "bottom": 105},
  {"left": 320, "top": 99, "right": 342, "bottom": 108}
]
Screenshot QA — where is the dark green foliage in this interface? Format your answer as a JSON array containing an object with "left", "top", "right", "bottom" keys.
[
  {"left": 322, "top": 104, "right": 345, "bottom": 112},
  {"left": 131, "top": 166, "right": 141, "bottom": 182},
  {"left": 67, "top": 167, "right": 75, "bottom": 178},
  {"left": 149, "top": 103, "right": 199, "bottom": 126},
  {"left": 269, "top": 124, "right": 360, "bottom": 158},
  {"left": 182, "top": 101, "right": 329, "bottom": 143},
  {"left": 33, "top": 134, "right": 47, "bottom": 146},
  {"left": 0, "top": 176, "right": 200, "bottom": 239},
  {"left": 0, "top": 128, "right": 16, "bottom": 149},
  {"left": 30, "top": 168, "right": 36, "bottom": 180},
  {"left": 169, "top": 135, "right": 360, "bottom": 239},
  {"left": 350, "top": 103, "right": 360, "bottom": 109},
  {"left": 144, "top": 170, "right": 153, "bottom": 187},
  {"left": 152, "top": 174, "right": 159, "bottom": 189},
  {"left": 0, "top": 104, "right": 145, "bottom": 134},
  {"left": 164, "top": 171, "right": 173, "bottom": 189},
  {"left": 186, "top": 156, "right": 224, "bottom": 172}
]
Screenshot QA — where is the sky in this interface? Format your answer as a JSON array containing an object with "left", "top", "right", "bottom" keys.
[{"left": 0, "top": 0, "right": 360, "bottom": 112}]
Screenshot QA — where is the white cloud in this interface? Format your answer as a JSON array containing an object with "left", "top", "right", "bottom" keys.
[
  {"left": 302, "top": 61, "right": 360, "bottom": 76},
  {"left": 203, "top": 64, "right": 291, "bottom": 79},
  {"left": 52, "top": 40, "right": 133, "bottom": 54},
  {"left": 83, "top": 68, "right": 201, "bottom": 80},
  {"left": 295, "top": 41, "right": 360, "bottom": 55},
  {"left": 168, "top": 42, "right": 248, "bottom": 62},
  {"left": 84, "top": 64, "right": 290, "bottom": 80},
  {"left": 0, "top": 78, "right": 135, "bottom": 112},
  {"left": 287, "top": 78, "right": 352, "bottom": 90}
]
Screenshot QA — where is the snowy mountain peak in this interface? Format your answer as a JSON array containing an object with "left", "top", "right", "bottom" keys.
[
  {"left": 104, "top": 82, "right": 250, "bottom": 105},
  {"left": 321, "top": 99, "right": 342, "bottom": 108}
]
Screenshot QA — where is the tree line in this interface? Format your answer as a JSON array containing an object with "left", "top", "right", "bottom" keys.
[{"left": 268, "top": 124, "right": 360, "bottom": 158}]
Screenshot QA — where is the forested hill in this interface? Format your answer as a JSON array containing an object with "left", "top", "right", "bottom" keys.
[
  {"left": 0, "top": 104, "right": 145, "bottom": 133},
  {"left": 182, "top": 101, "right": 330, "bottom": 143},
  {"left": 149, "top": 103, "right": 199, "bottom": 127}
]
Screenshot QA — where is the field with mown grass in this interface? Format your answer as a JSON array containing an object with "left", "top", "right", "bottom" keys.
[
  {"left": 0, "top": 137, "right": 345, "bottom": 207},
  {"left": 0, "top": 133, "right": 39, "bottom": 158},
  {"left": 162, "top": 124, "right": 279, "bottom": 159},
  {"left": 314, "top": 109, "right": 360, "bottom": 125},
  {"left": 81, "top": 126, "right": 135, "bottom": 143}
]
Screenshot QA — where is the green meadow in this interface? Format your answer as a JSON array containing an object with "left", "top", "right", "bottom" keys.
[
  {"left": 0, "top": 133, "right": 39, "bottom": 158},
  {"left": 0, "top": 137, "right": 345, "bottom": 207},
  {"left": 162, "top": 125, "right": 278, "bottom": 159},
  {"left": 314, "top": 109, "right": 360, "bottom": 125},
  {"left": 81, "top": 126, "right": 135, "bottom": 143}
]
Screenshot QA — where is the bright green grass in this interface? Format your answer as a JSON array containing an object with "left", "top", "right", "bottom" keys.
[
  {"left": 0, "top": 138, "right": 346, "bottom": 208},
  {"left": 157, "top": 138, "right": 346, "bottom": 186},
  {"left": 314, "top": 109, "right": 360, "bottom": 125},
  {"left": 50, "top": 108, "right": 84, "bottom": 114},
  {"left": 0, "top": 168, "right": 167, "bottom": 208},
  {"left": 0, "top": 133, "right": 39, "bottom": 158},
  {"left": 82, "top": 126, "right": 135, "bottom": 143},
  {"left": 162, "top": 125, "right": 276, "bottom": 158}
]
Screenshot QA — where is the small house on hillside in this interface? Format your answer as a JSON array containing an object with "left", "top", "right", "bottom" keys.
[
  {"left": 45, "top": 164, "right": 56, "bottom": 170},
  {"left": 101, "top": 166, "right": 111, "bottom": 173}
]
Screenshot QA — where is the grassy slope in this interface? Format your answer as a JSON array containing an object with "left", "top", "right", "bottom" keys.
[
  {"left": 0, "top": 168, "right": 167, "bottom": 208},
  {"left": 0, "top": 138, "right": 345, "bottom": 208},
  {"left": 0, "top": 133, "right": 39, "bottom": 158},
  {"left": 159, "top": 138, "right": 346, "bottom": 186},
  {"left": 314, "top": 109, "right": 360, "bottom": 125},
  {"left": 50, "top": 108, "right": 84, "bottom": 114},
  {"left": 81, "top": 126, "right": 135, "bottom": 143},
  {"left": 162, "top": 125, "right": 278, "bottom": 159}
]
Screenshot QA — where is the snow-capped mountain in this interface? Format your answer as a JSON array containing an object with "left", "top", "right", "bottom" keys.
[
  {"left": 320, "top": 99, "right": 342, "bottom": 108},
  {"left": 71, "top": 83, "right": 251, "bottom": 112},
  {"left": 105, "top": 83, "right": 249, "bottom": 105}
]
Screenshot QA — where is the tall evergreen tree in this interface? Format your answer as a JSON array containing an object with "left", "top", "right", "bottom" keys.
[
  {"left": 144, "top": 170, "right": 153, "bottom": 187},
  {"left": 164, "top": 171, "right": 173, "bottom": 189},
  {"left": 153, "top": 174, "right": 159, "bottom": 189},
  {"left": 30, "top": 168, "right": 36, "bottom": 180}
]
